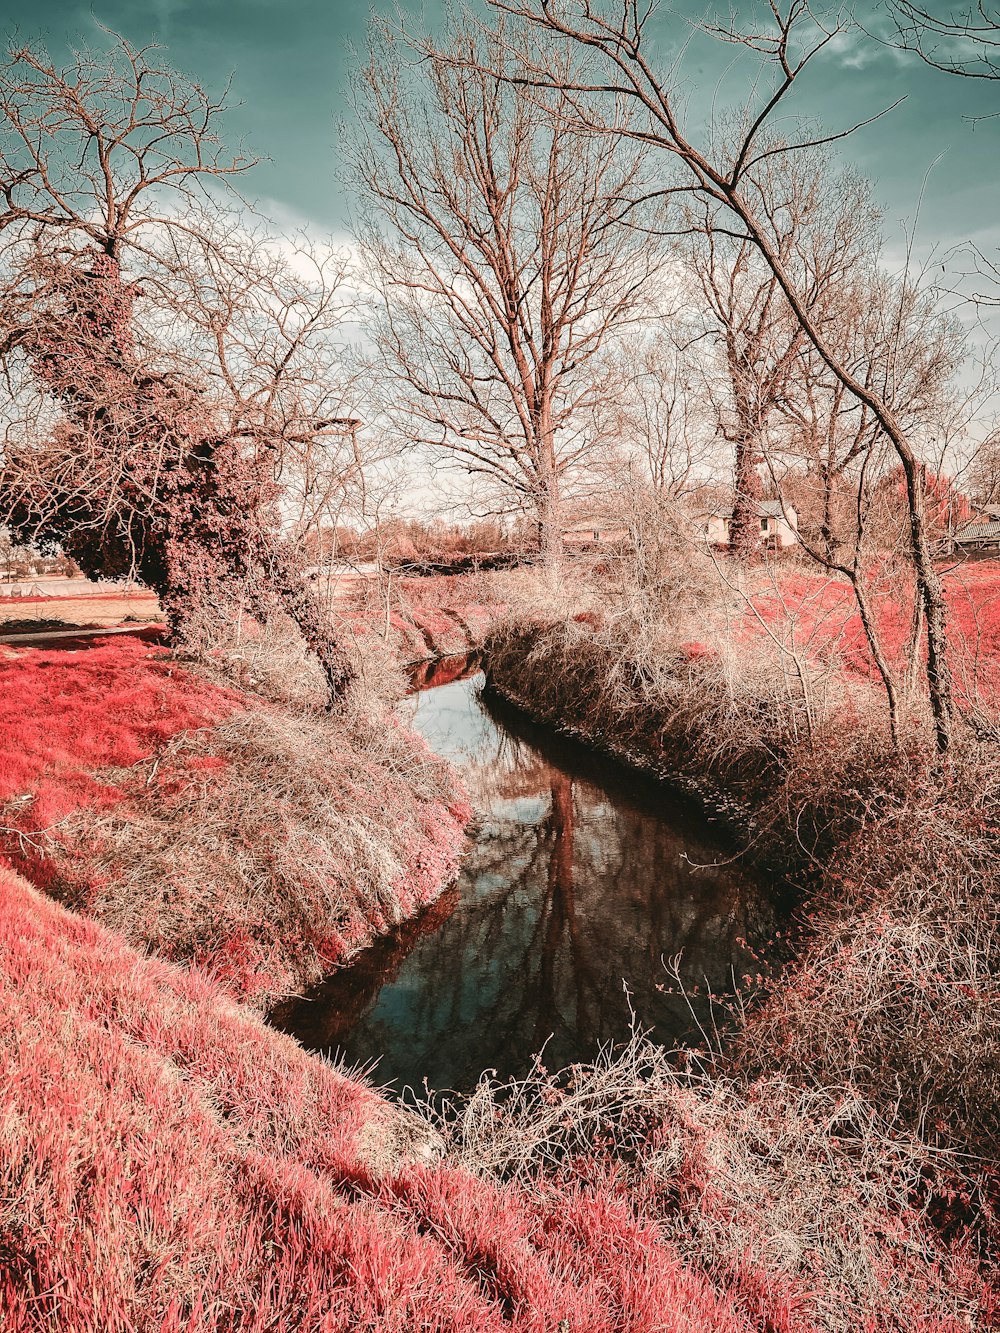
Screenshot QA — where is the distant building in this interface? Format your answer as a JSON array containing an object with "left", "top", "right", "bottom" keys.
[
  {"left": 561, "top": 516, "right": 629, "bottom": 548},
  {"left": 705, "top": 500, "right": 799, "bottom": 550},
  {"left": 954, "top": 518, "right": 1000, "bottom": 555}
]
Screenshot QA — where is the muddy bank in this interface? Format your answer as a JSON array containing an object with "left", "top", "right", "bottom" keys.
[{"left": 482, "top": 624, "right": 811, "bottom": 884}]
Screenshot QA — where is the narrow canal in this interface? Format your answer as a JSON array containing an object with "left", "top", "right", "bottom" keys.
[{"left": 275, "top": 666, "right": 779, "bottom": 1094}]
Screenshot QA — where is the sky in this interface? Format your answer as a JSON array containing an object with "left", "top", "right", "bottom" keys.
[{"left": 5, "top": 0, "right": 1000, "bottom": 262}]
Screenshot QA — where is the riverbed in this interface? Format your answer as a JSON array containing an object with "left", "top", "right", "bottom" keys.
[{"left": 274, "top": 668, "right": 778, "bottom": 1093}]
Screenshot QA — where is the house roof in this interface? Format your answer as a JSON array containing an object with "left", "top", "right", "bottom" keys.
[
  {"left": 956, "top": 520, "right": 1000, "bottom": 543},
  {"left": 711, "top": 500, "right": 796, "bottom": 520}
]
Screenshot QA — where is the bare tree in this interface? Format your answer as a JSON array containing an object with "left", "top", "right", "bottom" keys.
[
  {"left": 0, "top": 34, "right": 361, "bottom": 702},
  {"left": 677, "top": 150, "right": 883, "bottom": 561},
  {"left": 480, "top": 0, "right": 967, "bottom": 751},
  {"left": 882, "top": 2, "right": 1000, "bottom": 80},
  {"left": 604, "top": 330, "right": 724, "bottom": 501},
  {"left": 881, "top": 3, "right": 1000, "bottom": 311},
  {"left": 670, "top": 141, "right": 970, "bottom": 739},
  {"left": 350, "top": 14, "right": 661, "bottom": 576}
]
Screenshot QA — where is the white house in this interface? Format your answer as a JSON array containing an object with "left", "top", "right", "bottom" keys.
[
  {"left": 705, "top": 500, "right": 798, "bottom": 550},
  {"left": 561, "top": 516, "right": 629, "bottom": 548}
]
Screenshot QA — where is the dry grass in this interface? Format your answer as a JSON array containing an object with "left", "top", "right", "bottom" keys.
[
  {"left": 738, "top": 751, "right": 1000, "bottom": 1167},
  {"left": 0, "top": 864, "right": 775, "bottom": 1333},
  {"left": 428, "top": 1033, "right": 988, "bottom": 1332},
  {"left": 1, "top": 635, "right": 468, "bottom": 1009},
  {"left": 487, "top": 604, "right": 885, "bottom": 807},
  {"left": 40, "top": 703, "right": 466, "bottom": 1007},
  {"left": 483, "top": 566, "right": 1000, "bottom": 1316}
]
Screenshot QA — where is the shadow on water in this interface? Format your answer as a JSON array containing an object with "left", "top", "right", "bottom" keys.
[{"left": 272, "top": 666, "right": 782, "bottom": 1094}]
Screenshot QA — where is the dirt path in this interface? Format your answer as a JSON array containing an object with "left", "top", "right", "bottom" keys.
[
  {"left": 0, "top": 591, "right": 160, "bottom": 629},
  {"left": 0, "top": 624, "right": 166, "bottom": 650}
]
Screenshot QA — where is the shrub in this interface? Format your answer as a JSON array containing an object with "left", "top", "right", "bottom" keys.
[
  {"left": 737, "top": 750, "right": 1000, "bottom": 1170},
  {"left": 1, "top": 635, "right": 467, "bottom": 1008},
  {"left": 430, "top": 1034, "right": 988, "bottom": 1332}
]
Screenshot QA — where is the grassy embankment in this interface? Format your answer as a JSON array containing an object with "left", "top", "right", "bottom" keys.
[
  {"left": 0, "top": 632, "right": 469, "bottom": 1008},
  {"left": 1, "top": 857, "right": 982, "bottom": 1331},
  {"left": 0, "top": 585, "right": 992, "bottom": 1329},
  {"left": 1, "top": 863, "right": 768, "bottom": 1333},
  {"left": 480, "top": 560, "right": 1000, "bottom": 1322},
  {"left": 0, "top": 624, "right": 865, "bottom": 1331}
]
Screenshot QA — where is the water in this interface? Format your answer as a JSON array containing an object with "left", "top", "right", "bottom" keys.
[{"left": 274, "top": 668, "right": 779, "bottom": 1094}]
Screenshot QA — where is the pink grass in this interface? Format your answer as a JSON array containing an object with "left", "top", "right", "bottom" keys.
[{"left": 0, "top": 864, "right": 762, "bottom": 1332}]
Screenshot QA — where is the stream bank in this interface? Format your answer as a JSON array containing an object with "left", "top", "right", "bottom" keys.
[{"left": 273, "top": 666, "right": 782, "bottom": 1092}]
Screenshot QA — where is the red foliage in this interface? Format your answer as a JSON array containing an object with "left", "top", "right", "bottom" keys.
[
  {"left": 0, "top": 634, "right": 240, "bottom": 826},
  {"left": 745, "top": 563, "right": 1000, "bottom": 708},
  {"left": 881, "top": 466, "right": 971, "bottom": 542},
  {"left": 0, "top": 863, "right": 765, "bottom": 1332},
  {"left": 0, "top": 635, "right": 473, "bottom": 1006}
]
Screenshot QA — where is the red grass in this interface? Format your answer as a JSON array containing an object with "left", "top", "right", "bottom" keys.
[
  {"left": 0, "top": 863, "right": 769, "bottom": 1332},
  {"left": 0, "top": 625, "right": 984, "bottom": 1328},
  {"left": 0, "top": 635, "right": 241, "bottom": 826},
  {"left": 0, "top": 635, "right": 473, "bottom": 1006},
  {"left": 744, "top": 562, "right": 1000, "bottom": 708}
]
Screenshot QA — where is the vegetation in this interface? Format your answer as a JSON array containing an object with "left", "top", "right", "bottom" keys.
[
  {"left": 2, "top": 0, "right": 1000, "bottom": 1328},
  {"left": 1, "top": 863, "right": 806, "bottom": 1333},
  {"left": 0, "top": 634, "right": 467, "bottom": 1007},
  {"left": 0, "top": 39, "right": 363, "bottom": 703},
  {"left": 1, "top": 861, "right": 986, "bottom": 1331},
  {"left": 482, "top": 550, "right": 1000, "bottom": 1321},
  {"left": 352, "top": 14, "right": 659, "bottom": 572}
]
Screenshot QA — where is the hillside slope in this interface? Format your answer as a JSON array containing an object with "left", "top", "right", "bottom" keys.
[
  {"left": 0, "top": 865, "right": 756, "bottom": 1333},
  {"left": 0, "top": 633, "right": 468, "bottom": 1006}
]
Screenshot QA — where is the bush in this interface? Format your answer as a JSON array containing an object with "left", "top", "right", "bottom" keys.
[
  {"left": 430, "top": 1034, "right": 988, "bottom": 1332},
  {"left": 737, "top": 750, "right": 1000, "bottom": 1169}
]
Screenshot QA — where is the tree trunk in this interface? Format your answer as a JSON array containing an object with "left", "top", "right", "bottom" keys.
[
  {"left": 729, "top": 432, "right": 764, "bottom": 561},
  {"left": 259, "top": 543, "right": 357, "bottom": 706},
  {"left": 536, "top": 415, "right": 563, "bottom": 584},
  {"left": 850, "top": 567, "right": 902, "bottom": 748},
  {"left": 904, "top": 582, "right": 926, "bottom": 709},
  {"left": 904, "top": 463, "right": 953, "bottom": 752}
]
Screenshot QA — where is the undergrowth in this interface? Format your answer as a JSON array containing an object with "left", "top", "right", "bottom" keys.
[
  {"left": 429, "top": 1034, "right": 988, "bottom": 1332},
  {"left": 0, "top": 865, "right": 785, "bottom": 1333},
  {"left": 0, "top": 633, "right": 468, "bottom": 1008},
  {"left": 483, "top": 567, "right": 1000, "bottom": 1320}
]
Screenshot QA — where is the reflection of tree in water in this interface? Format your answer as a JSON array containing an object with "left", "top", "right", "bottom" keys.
[{"left": 280, "top": 678, "right": 779, "bottom": 1092}]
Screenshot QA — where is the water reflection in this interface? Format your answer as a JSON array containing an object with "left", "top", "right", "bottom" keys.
[{"left": 274, "top": 672, "right": 778, "bottom": 1093}]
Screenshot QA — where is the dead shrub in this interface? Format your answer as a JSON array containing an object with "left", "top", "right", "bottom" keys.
[
  {"left": 487, "top": 607, "right": 885, "bottom": 801},
  {"left": 427, "top": 1033, "right": 987, "bottom": 1332},
  {"left": 737, "top": 750, "right": 1000, "bottom": 1172},
  {"left": 39, "top": 699, "right": 465, "bottom": 1008}
]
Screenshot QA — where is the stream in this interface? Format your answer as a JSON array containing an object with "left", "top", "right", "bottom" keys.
[{"left": 275, "top": 665, "right": 780, "bottom": 1094}]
